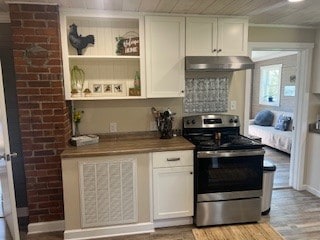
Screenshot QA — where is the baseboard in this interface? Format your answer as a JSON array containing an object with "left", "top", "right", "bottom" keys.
[
  {"left": 64, "top": 222, "right": 154, "bottom": 240},
  {"left": 154, "top": 217, "right": 193, "bottom": 228},
  {"left": 28, "top": 220, "right": 65, "bottom": 234},
  {"left": 300, "top": 184, "right": 308, "bottom": 191},
  {"left": 306, "top": 185, "right": 320, "bottom": 198}
]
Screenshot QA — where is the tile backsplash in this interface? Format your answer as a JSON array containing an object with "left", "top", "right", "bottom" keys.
[{"left": 184, "top": 77, "right": 229, "bottom": 113}]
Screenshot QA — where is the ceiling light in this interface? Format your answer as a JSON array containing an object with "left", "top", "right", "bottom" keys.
[{"left": 288, "top": 0, "right": 304, "bottom": 2}]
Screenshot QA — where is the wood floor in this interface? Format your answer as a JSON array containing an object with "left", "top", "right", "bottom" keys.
[
  {"left": 6, "top": 148, "right": 319, "bottom": 240},
  {"left": 264, "top": 146, "right": 290, "bottom": 189},
  {"left": 19, "top": 190, "right": 320, "bottom": 240}
]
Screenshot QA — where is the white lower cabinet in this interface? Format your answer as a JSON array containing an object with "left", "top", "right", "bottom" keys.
[{"left": 152, "top": 150, "right": 193, "bottom": 220}]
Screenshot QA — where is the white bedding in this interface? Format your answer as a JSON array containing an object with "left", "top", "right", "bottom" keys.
[{"left": 248, "top": 124, "right": 291, "bottom": 153}]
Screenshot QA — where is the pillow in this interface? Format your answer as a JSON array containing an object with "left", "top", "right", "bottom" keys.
[
  {"left": 274, "top": 115, "right": 292, "bottom": 131},
  {"left": 254, "top": 110, "right": 274, "bottom": 126}
]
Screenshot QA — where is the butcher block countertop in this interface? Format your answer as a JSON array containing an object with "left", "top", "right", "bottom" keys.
[{"left": 61, "top": 132, "right": 195, "bottom": 159}]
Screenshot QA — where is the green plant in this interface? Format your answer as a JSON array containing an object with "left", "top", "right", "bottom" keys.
[
  {"left": 73, "top": 108, "right": 84, "bottom": 137},
  {"left": 70, "top": 65, "right": 85, "bottom": 92}
]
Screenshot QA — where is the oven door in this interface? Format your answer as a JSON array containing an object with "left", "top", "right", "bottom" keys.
[{"left": 196, "top": 149, "right": 264, "bottom": 202}]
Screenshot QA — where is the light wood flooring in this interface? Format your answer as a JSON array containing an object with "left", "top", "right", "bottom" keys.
[
  {"left": 264, "top": 146, "right": 290, "bottom": 189},
  {"left": 19, "top": 192, "right": 320, "bottom": 239},
  {"left": 4, "top": 149, "right": 317, "bottom": 240}
]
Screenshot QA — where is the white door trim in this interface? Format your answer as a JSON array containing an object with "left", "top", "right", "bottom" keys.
[
  {"left": 245, "top": 42, "right": 314, "bottom": 190},
  {"left": 0, "top": 61, "right": 20, "bottom": 239}
]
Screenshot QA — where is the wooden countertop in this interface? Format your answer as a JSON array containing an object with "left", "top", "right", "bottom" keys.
[{"left": 61, "top": 135, "right": 195, "bottom": 159}]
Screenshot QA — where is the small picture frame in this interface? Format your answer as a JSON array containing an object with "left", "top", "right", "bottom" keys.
[
  {"left": 113, "top": 83, "right": 124, "bottom": 93},
  {"left": 103, "top": 84, "right": 113, "bottom": 93},
  {"left": 92, "top": 84, "right": 102, "bottom": 93},
  {"left": 284, "top": 85, "right": 295, "bottom": 97},
  {"left": 89, "top": 81, "right": 126, "bottom": 96}
]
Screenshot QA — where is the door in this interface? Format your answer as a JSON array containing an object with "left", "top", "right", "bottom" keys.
[
  {"left": 186, "top": 17, "right": 218, "bottom": 56},
  {"left": 0, "top": 62, "right": 20, "bottom": 239},
  {"left": 153, "top": 166, "right": 193, "bottom": 220},
  {"left": 196, "top": 152, "right": 263, "bottom": 195},
  {"left": 145, "top": 16, "right": 185, "bottom": 98},
  {"left": 217, "top": 18, "right": 248, "bottom": 56}
]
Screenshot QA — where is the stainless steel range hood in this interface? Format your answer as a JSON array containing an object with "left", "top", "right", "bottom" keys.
[{"left": 185, "top": 56, "right": 255, "bottom": 71}]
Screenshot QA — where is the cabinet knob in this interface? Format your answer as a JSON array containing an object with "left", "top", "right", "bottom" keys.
[
  {"left": 218, "top": 49, "right": 222, "bottom": 52},
  {"left": 181, "top": 90, "right": 184, "bottom": 93},
  {"left": 190, "top": 172, "right": 193, "bottom": 175},
  {"left": 212, "top": 49, "right": 217, "bottom": 53}
]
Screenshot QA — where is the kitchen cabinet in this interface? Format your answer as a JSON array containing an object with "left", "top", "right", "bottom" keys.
[
  {"left": 186, "top": 17, "right": 248, "bottom": 56},
  {"left": 60, "top": 11, "right": 146, "bottom": 100},
  {"left": 145, "top": 16, "right": 185, "bottom": 98},
  {"left": 62, "top": 153, "right": 152, "bottom": 239},
  {"left": 152, "top": 150, "right": 193, "bottom": 220}
]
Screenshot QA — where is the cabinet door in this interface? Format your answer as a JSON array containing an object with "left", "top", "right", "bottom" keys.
[
  {"left": 145, "top": 16, "right": 185, "bottom": 98},
  {"left": 217, "top": 18, "right": 248, "bottom": 56},
  {"left": 186, "top": 17, "right": 218, "bottom": 56},
  {"left": 153, "top": 166, "right": 193, "bottom": 220}
]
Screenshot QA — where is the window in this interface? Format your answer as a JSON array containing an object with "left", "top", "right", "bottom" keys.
[{"left": 259, "top": 64, "right": 282, "bottom": 106}]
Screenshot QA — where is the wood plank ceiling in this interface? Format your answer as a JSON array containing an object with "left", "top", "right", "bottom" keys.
[{"left": 1, "top": 0, "right": 320, "bottom": 27}]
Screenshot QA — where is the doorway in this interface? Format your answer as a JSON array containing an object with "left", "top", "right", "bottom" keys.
[
  {"left": 250, "top": 50, "right": 298, "bottom": 188},
  {"left": 244, "top": 42, "right": 314, "bottom": 191}
]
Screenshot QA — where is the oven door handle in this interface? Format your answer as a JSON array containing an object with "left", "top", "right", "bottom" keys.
[{"left": 197, "top": 149, "right": 265, "bottom": 158}]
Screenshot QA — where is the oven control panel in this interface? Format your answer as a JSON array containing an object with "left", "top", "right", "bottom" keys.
[{"left": 183, "top": 114, "right": 240, "bottom": 128}]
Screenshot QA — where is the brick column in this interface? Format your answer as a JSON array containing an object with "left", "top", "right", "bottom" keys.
[{"left": 9, "top": 4, "right": 71, "bottom": 223}]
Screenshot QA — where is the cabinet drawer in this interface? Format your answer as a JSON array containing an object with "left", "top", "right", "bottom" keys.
[{"left": 152, "top": 150, "right": 193, "bottom": 168}]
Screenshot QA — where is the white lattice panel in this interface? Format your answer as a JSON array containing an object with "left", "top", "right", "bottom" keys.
[{"left": 79, "top": 158, "right": 137, "bottom": 228}]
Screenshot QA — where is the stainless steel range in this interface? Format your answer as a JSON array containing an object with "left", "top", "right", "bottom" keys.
[{"left": 183, "top": 114, "right": 265, "bottom": 227}]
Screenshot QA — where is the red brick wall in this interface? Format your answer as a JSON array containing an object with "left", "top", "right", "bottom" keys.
[{"left": 9, "top": 4, "right": 71, "bottom": 223}]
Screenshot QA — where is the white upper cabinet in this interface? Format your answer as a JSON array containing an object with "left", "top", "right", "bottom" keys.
[
  {"left": 186, "top": 17, "right": 248, "bottom": 56},
  {"left": 60, "top": 11, "right": 146, "bottom": 100},
  {"left": 145, "top": 16, "right": 185, "bottom": 98}
]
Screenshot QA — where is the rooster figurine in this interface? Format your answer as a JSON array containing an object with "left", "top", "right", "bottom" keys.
[{"left": 69, "top": 23, "right": 95, "bottom": 55}]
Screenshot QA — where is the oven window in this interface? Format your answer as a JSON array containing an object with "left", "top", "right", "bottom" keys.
[{"left": 197, "top": 155, "right": 263, "bottom": 194}]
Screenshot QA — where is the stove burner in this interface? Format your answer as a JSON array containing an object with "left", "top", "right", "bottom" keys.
[
  {"left": 230, "top": 136, "right": 255, "bottom": 145},
  {"left": 183, "top": 114, "right": 264, "bottom": 151}
]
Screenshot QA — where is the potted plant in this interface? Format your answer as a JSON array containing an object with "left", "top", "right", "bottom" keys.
[
  {"left": 70, "top": 65, "right": 85, "bottom": 96},
  {"left": 73, "top": 108, "right": 84, "bottom": 137}
]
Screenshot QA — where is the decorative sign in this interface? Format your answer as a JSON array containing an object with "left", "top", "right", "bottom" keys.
[
  {"left": 116, "top": 32, "right": 140, "bottom": 56},
  {"left": 123, "top": 37, "right": 139, "bottom": 55}
]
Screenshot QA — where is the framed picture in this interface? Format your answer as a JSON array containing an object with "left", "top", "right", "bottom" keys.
[
  {"left": 92, "top": 84, "right": 102, "bottom": 93},
  {"left": 284, "top": 85, "right": 295, "bottom": 97},
  {"left": 89, "top": 81, "right": 126, "bottom": 96},
  {"left": 103, "top": 84, "right": 113, "bottom": 93},
  {"left": 113, "top": 83, "right": 124, "bottom": 93}
]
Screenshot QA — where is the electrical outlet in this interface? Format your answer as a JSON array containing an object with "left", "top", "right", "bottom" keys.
[
  {"left": 230, "top": 100, "right": 237, "bottom": 110},
  {"left": 110, "top": 122, "right": 117, "bottom": 132},
  {"left": 150, "top": 121, "right": 158, "bottom": 131}
]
